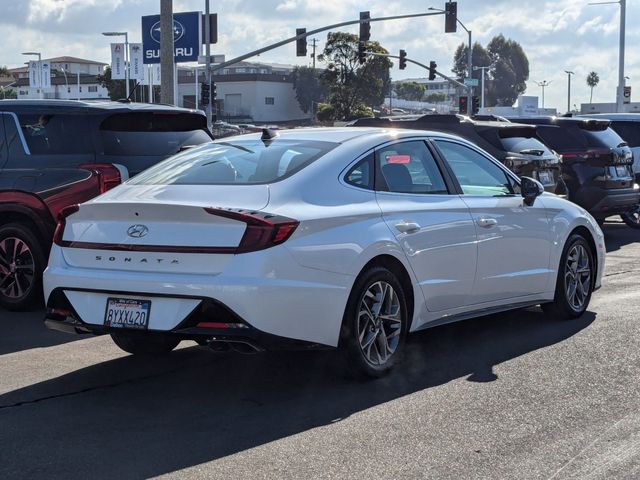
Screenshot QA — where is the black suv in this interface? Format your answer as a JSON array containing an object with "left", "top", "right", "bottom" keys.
[
  {"left": 0, "top": 100, "right": 213, "bottom": 310},
  {"left": 512, "top": 116, "right": 638, "bottom": 225},
  {"left": 350, "top": 115, "right": 567, "bottom": 196}
]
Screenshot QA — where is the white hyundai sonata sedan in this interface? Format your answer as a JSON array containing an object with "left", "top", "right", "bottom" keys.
[{"left": 44, "top": 127, "right": 605, "bottom": 377}]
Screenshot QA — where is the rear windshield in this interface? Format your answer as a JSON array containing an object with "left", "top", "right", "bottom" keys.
[
  {"left": 498, "top": 136, "right": 553, "bottom": 155},
  {"left": 99, "top": 112, "right": 211, "bottom": 156},
  {"left": 128, "top": 139, "right": 339, "bottom": 185},
  {"left": 538, "top": 125, "right": 626, "bottom": 151},
  {"left": 610, "top": 121, "right": 640, "bottom": 148}
]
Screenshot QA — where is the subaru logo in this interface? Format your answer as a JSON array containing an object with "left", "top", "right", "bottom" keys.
[
  {"left": 127, "top": 225, "right": 149, "bottom": 238},
  {"left": 150, "top": 20, "right": 185, "bottom": 44}
]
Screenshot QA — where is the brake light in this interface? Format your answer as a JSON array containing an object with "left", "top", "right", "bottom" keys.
[
  {"left": 80, "top": 163, "right": 122, "bottom": 193},
  {"left": 52, "top": 204, "right": 80, "bottom": 246},
  {"left": 204, "top": 207, "right": 299, "bottom": 253},
  {"left": 561, "top": 149, "right": 611, "bottom": 162}
]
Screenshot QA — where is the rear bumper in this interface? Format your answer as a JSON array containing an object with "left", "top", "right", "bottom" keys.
[{"left": 573, "top": 186, "right": 640, "bottom": 217}]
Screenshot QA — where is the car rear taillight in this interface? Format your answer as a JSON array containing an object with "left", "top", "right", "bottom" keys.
[
  {"left": 561, "top": 149, "right": 612, "bottom": 162},
  {"left": 52, "top": 204, "right": 80, "bottom": 246},
  {"left": 80, "top": 163, "right": 122, "bottom": 193},
  {"left": 204, "top": 207, "right": 299, "bottom": 253}
]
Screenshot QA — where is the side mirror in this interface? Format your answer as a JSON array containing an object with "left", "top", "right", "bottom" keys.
[{"left": 521, "top": 176, "right": 544, "bottom": 206}]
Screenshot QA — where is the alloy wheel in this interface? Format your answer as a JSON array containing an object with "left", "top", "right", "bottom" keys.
[
  {"left": 0, "top": 237, "right": 35, "bottom": 299},
  {"left": 357, "top": 281, "right": 402, "bottom": 366},
  {"left": 564, "top": 244, "right": 591, "bottom": 312}
]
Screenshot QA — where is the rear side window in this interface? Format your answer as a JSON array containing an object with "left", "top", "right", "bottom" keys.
[
  {"left": 128, "top": 139, "right": 338, "bottom": 185},
  {"left": 345, "top": 153, "right": 374, "bottom": 190},
  {"left": 17, "top": 113, "right": 92, "bottom": 154},
  {"left": 608, "top": 122, "right": 640, "bottom": 148},
  {"left": 100, "top": 112, "right": 212, "bottom": 156}
]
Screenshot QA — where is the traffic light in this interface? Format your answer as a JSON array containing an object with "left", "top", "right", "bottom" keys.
[
  {"left": 212, "top": 81, "right": 217, "bottom": 100},
  {"left": 399, "top": 49, "right": 407, "bottom": 70},
  {"left": 445, "top": 1, "right": 457, "bottom": 33},
  {"left": 472, "top": 95, "right": 480, "bottom": 114},
  {"left": 296, "top": 28, "right": 307, "bottom": 57},
  {"left": 200, "top": 82, "right": 210, "bottom": 106},
  {"left": 458, "top": 95, "right": 468, "bottom": 114},
  {"left": 359, "top": 11, "right": 371, "bottom": 42},
  {"left": 358, "top": 42, "right": 366, "bottom": 64},
  {"left": 428, "top": 61, "right": 437, "bottom": 81}
]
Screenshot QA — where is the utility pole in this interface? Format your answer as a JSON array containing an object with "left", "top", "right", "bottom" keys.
[
  {"left": 310, "top": 38, "right": 318, "bottom": 69},
  {"left": 565, "top": 70, "right": 574, "bottom": 113},
  {"left": 160, "top": 0, "right": 175, "bottom": 105},
  {"left": 204, "top": 0, "right": 213, "bottom": 127}
]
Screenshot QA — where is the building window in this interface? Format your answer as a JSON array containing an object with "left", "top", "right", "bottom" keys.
[
  {"left": 265, "top": 97, "right": 275, "bottom": 105},
  {"left": 88, "top": 86, "right": 98, "bottom": 92},
  {"left": 222, "top": 69, "right": 230, "bottom": 74},
  {"left": 79, "top": 86, "right": 82, "bottom": 92},
  {"left": 236, "top": 68, "right": 246, "bottom": 73}
]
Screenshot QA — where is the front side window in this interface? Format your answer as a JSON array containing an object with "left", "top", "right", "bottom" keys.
[
  {"left": 129, "top": 139, "right": 338, "bottom": 185},
  {"left": 376, "top": 141, "right": 447, "bottom": 194},
  {"left": 435, "top": 140, "right": 513, "bottom": 196}
]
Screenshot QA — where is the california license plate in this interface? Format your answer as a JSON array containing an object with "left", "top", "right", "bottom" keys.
[
  {"left": 537, "top": 170, "right": 553, "bottom": 186},
  {"left": 104, "top": 298, "right": 151, "bottom": 330}
]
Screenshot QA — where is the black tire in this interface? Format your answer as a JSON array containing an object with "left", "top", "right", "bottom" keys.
[
  {"left": 110, "top": 332, "right": 180, "bottom": 355},
  {"left": 620, "top": 205, "right": 640, "bottom": 229},
  {"left": 0, "top": 223, "right": 46, "bottom": 311},
  {"left": 339, "top": 266, "right": 408, "bottom": 379},
  {"left": 542, "top": 234, "right": 595, "bottom": 319}
]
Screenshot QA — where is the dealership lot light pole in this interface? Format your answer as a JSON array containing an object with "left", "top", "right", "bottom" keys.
[
  {"left": 565, "top": 70, "right": 574, "bottom": 113},
  {"left": 102, "top": 31, "right": 130, "bottom": 98},
  {"left": 22, "top": 51, "right": 42, "bottom": 99},
  {"left": 536, "top": 80, "right": 551, "bottom": 109}
]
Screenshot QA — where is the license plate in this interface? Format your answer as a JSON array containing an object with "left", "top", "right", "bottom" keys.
[
  {"left": 104, "top": 297, "right": 151, "bottom": 330},
  {"left": 616, "top": 165, "right": 630, "bottom": 177},
  {"left": 537, "top": 170, "right": 553, "bottom": 186}
]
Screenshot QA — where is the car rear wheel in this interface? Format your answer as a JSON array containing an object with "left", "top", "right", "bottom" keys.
[
  {"left": 110, "top": 332, "right": 180, "bottom": 355},
  {"left": 0, "top": 223, "right": 46, "bottom": 311},
  {"left": 339, "top": 267, "right": 408, "bottom": 379},
  {"left": 542, "top": 234, "right": 594, "bottom": 319},
  {"left": 620, "top": 205, "right": 640, "bottom": 229}
]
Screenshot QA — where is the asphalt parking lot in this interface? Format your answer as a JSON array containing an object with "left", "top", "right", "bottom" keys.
[{"left": 1, "top": 220, "right": 639, "bottom": 480}]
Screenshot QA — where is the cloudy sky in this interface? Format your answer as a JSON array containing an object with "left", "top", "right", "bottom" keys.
[{"left": 1, "top": 0, "right": 638, "bottom": 110}]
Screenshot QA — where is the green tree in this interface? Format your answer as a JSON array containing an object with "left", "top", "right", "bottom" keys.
[
  {"left": 586, "top": 71, "right": 600, "bottom": 104},
  {"left": 291, "top": 66, "right": 329, "bottom": 114},
  {"left": 453, "top": 35, "right": 529, "bottom": 106},
  {"left": 0, "top": 66, "right": 10, "bottom": 77},
  {"left": 96, "top": 66, "right": 137, "bottom": 101},
  {"left": 317, "top": 32, "right": 392, "bottom": 120},
  {"left": 395, "top": 81, "right": 426, "bottom": 101},
  {"left": 424, "top": 92, "right": 446, "bottom": 103}
]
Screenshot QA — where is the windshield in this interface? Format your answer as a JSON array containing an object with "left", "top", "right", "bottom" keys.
[{"left": 128, "top": 139, "right": 339, "bottom": 185}]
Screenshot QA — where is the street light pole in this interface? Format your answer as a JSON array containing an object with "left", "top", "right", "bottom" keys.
[
  {"left": 536, "top": 80, "right": 551, "bottom": 109},
  {"left": 565, "top": 70, "right": 574, "bottom": 113}
]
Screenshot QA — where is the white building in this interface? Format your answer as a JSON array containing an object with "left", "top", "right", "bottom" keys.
[
  {"left": 9, "top": 56, "right": 109, "bottom": 100},
  {"left": 177, "top": 61, "right": 308, "bottom": 123},
  {"left": 580, "top": 102, "right": 640, "bottom": 115}
]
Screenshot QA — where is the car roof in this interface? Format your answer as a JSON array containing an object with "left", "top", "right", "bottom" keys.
[
  {"left": 581, "top": 113, "right": 640, "bottom": 122},
  {"left": 218, "top": 126, "right": 464, "bottom": 144},
  {"left": 0, "top": 99, "right": 202, "bottom": 115},
  {"left": 508, "top": 116, "right": 611, "bottom": 128}
]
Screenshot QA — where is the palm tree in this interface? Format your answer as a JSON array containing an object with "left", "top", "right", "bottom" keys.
[{"left": 586, "top": 71, "right": 600, "bottom": 104}]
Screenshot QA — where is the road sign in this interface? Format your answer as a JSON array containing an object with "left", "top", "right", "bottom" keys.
[
  {"left": 464, "top": 78, "right": 479, "bottom": 87},
  {"left": 198, "top": 54, "right": 225, "bottom": 64},
  {"left": 624, "top": 86, "right": 631, "bottom": 104},
  {"left": 142, "top": 11, "right": 201, "bottom": 64}
]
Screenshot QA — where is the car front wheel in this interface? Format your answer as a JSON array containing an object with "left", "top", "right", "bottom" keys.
[
  {"left": 339, "top": 266, "right": 408, "bottom": 379},
  {"left": 542, "top": 234, "right": 594, "bottom": 319},
  {"left": 110, "top": 332, "right": 180, "bottom": 355}
]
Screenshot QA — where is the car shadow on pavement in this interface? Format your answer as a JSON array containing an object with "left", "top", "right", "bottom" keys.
[
  {"left": 602, "top": 220, "right": 639, "bottom": 253},
  {"left": 0, "top": 308, "right": 91, "bottom": 356},
  {"left": 0, "top": 307, "right": 595, "bottom": 479}
]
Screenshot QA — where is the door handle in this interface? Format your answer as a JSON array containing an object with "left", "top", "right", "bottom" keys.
[
  {"left": 395, "top": 221, "right": 421, "bottom": 233},
  {"left": 476, "top": 217, "right": 498, "bottom": 228}
]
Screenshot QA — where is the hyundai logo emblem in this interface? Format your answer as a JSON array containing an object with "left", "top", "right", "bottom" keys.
[
  {"left": 150, "top": 20, "right": 185, "bottom": 44},
  {"left": 127, "top": 225, "right": 149, "bottom": 238}
]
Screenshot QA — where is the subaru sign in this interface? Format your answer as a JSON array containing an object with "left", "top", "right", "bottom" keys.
[{"left": 142, "top": 11, "right": 201, "bottom": 64}]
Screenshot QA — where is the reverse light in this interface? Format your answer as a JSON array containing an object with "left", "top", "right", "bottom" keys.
[
  {"left": 80, "top": 163, "right": 122, "bottom": 193},
  {"left": 204, "top": 207, "right": 299, "bottom": 253},
  {"left": 52, "top": 204, "right": 80, "bottom": 246}
]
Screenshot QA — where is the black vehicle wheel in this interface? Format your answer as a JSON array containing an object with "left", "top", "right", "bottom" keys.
[
  {"left": 542, "top": 234, "right": 594, "bottom": 319},
  {"left": 339, "top": 267, "right": 408, "bottom": 379},
  {"left": 620, "top": 205, "right": 640, "bottom": 229},
  {"left": 110, "top": 332, "right": 180, "bottom": 355},
  {"left": 0, "top": 223, "right": 46, "bottom": 311}
]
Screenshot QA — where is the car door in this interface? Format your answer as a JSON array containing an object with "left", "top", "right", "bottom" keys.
[
  {"left": 433, "top": 139, "right": 553, "bottom": 304},
  {"left": 374, "top": 139, "right": 478, "bottom": 312}
]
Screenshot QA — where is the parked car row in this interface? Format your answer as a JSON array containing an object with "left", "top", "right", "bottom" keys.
[
  {"left": 351, "top": 114, "right": 639, "bottom": 228},
  {"left": 0, "top": 100, "right": 213, "bottom": 310}
]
